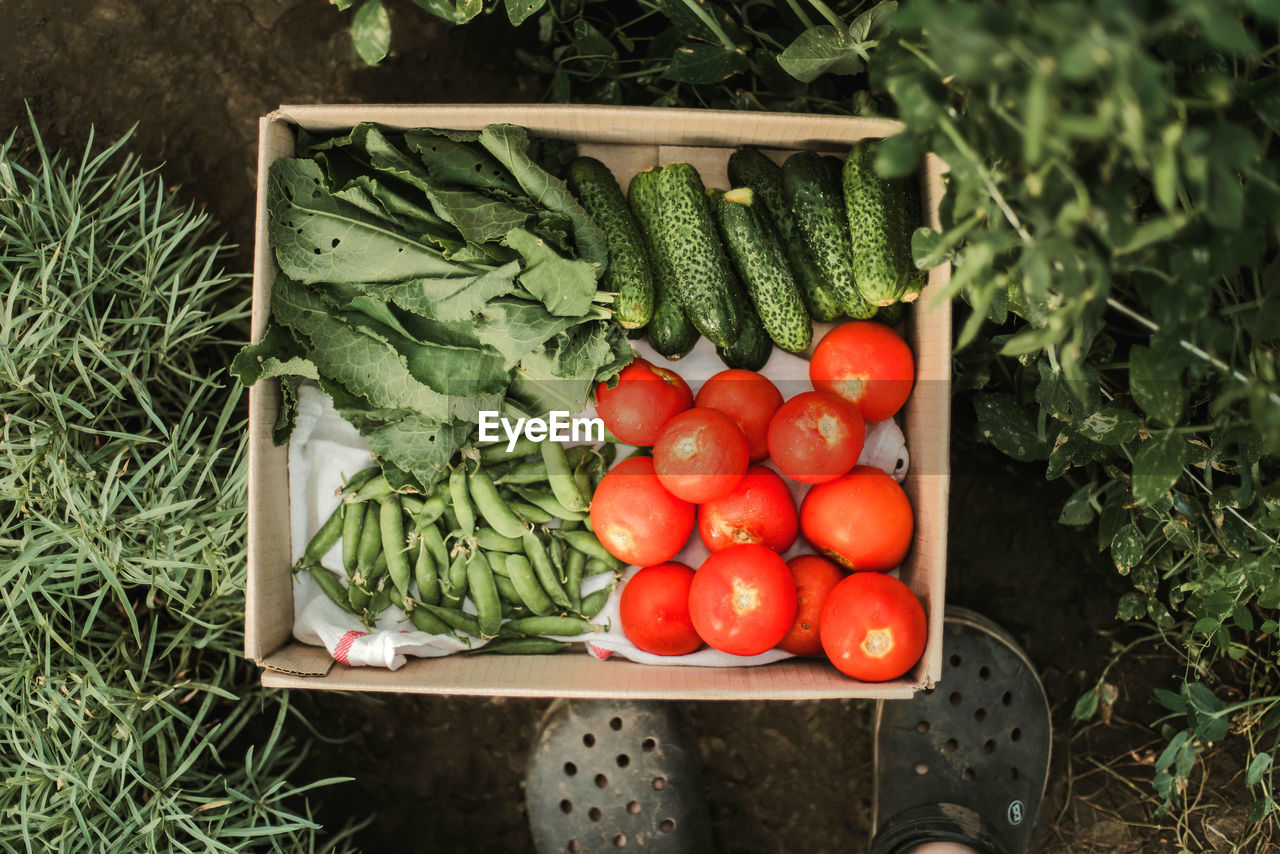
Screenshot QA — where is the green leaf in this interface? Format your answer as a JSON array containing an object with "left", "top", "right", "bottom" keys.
[
  {"left": 504, "top": 0, "right": 546, "bottom": 26},
  {"left": 1153, "top": 688, "right": 1187, "bottom": 713},
  {"left": 1156, "top": 730, "right": 1190, "bottom": 772},
  {"left": 1249, "top": 798, "right": 1275, "bottom": 824},
  {"left": 1248, "top": 752, "right": 1273, "bottom": 787},
  {"left": 663, "top": 43, "right": 749, "bottom": 84},
  {"left": 1117, "top": 591, "right": 1146, "bottom": 620},
  {"left": 1059, "top": 483, "right": 1095, "bottom": 526},
  {"left": 472, "top": 296, "right": 584, "bottom": 369},
  {"left": 505, "top": 228, "right": 598, "bottom": 318},
  {"left": 1132, "top": 431, "right": 1191, "bottom": 507},
  {"left": 404, "top": 130, "right": 523, "bottom": 196},
  {"left": 330, "top": 0, "right": 355, "bottom": 10},
  {"left": 847, "top": 0, "right": 897, "bottom": 41},
  {"left": 1072, "top": 689, "right": 1099, "bottom": 721},
  {"left": 973, "top": 393, "right": 1049, "bottom": 461},
  {"left": 1110, "top": 524, "right": 1145, "bottom": 574},
  {"left": 1076, "top": 408, "right": 1143, "bottom": 445},
  {"left": 777, "top": 26, "right": 865, "bottom": 83},
  {"left": 353, "top": 263, "right": 521, "bottom": 322},
  {"left": 573, "top": 17, "right": 617, "bottom": 77},
  {"left": 874, "top": 133, "right": 922, "bottom": 179},
  {"left": 410, "top": 0, "right": 479, "bottom": 23},
  {"left": 351, "top": 0, "right": 391, "bottom": 66},
  {"left": 1129, "top": 345, "right": 1185, "bottom": 427}
]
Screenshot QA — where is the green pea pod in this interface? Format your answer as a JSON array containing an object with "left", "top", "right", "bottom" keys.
[
  {"left": 565, "top": 445, "right": 593, "bottom": 468},
  {"left": 363, "top": 551, "right": 389, "bottom": 587},
  {"left": 351, "top": 474, "right": 393, "bottom": 503},
  {"left": 509, "top": 486, "right": 587, "bottom": 522},
  {"left": 503, "top": 498, "right": 555, "bottom": 525},
  {"left": 442, "top": 551, "right": 468, "bottom": 609},
  {"left": 441, "top": 504, "right": 460, "bottom": 536},
  {"left": 596, "top": 443, "right": 617, "bottom": 469},
  {"left": 549, "top": 534, "right": 568, "bottom": 584},
  {"left": 560, "top": 530, "right": 625, "bottom": 570},
  {"left": 400, "top": 495, "right": 425, "bottom": 518},
  {"left": 580, "top": 582, "right": 616, "bottom": 619},
  {"left": 309, "top": 565, "right": 356, "bottom": 614},
  {"left": 467, "top": 549, "right": 502, "bottom": 638},
  {"left": 585, "top": 558, "right": 616, "bottom": 578},
  {"left": 565, "top": 549, "right": 586, "bottom": 613},
  {"left": 364, "top": 586, "right": 393, "bottom": 626},
  {"left": 559, "top": 518, "right": 583, "bottom": 532},
  {"left": 493, "top": 458, "right": 549, "bottom": 484},
  {"left": 473, "top": 527, "right": 524, "bottom": 553},
  {"left": 412, "top": 494, "right": 448, "bottom": 531},
  {"left": 468, "top": 468, "right": 531, "bottom": 539},
  {"left": 464, "top": 638, "right": 570, "bottom": 655},
  {"left": 340, "top": 465, "right": 380, "bottom": 496},
  {"left": 380, "top": 497, "right": 412, "bottom": 599},
  {"left": 522, "top": 531, "right": 573, "bottom": 611},
  {"left": 502, "top": 615, "right": 605, "bottom": 636},
  {"left": 409, "top": 606, "right": 452, "bottom": 635},
  {"left": 486, "top": 552, "right": 511, "bottom": 577},
  {"left": 493, "top": 572, "right": 523, "bottom": 607},
  {"left": 420, "top": 524, "right": 449, "bottom": 573},
  {"left": 506, "top": 604, "right": 533, "bottom": 620},
  {"left": 341, "top": 501, "right": 364, "bottom": 577},
  {"left": 355, "top": 501, "right": 382, "bottom": 577},
  {"left": 541, "top": 441, "right": 590, "bottom": 512},
  {"left": 479, "top": 436, "right": 541, "bottom": 461},
  {"left": 419, "top": 603, "right": 482, "bottom": 637},
  {"left": 571, "top": 457, "right": 594, "bottom": 509},
  {"left": 414, "top": 540, "right": 440, "bottom": 606},
  {"left": 300, "top": 502, "right": 344, "bottom": 567},
  {"left": 448, "top": 467, "right": 476, "bottom": 537},
  {"left": 348, "top": 581, "right": 371, "bottom": 613},
  {"left": 504, "top": 554, "right": 556, "bottom": 617}
]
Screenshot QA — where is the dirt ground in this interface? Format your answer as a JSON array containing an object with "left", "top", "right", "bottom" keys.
[{"left": 1, "top": 2, "right": 1237, "bottom": 851}]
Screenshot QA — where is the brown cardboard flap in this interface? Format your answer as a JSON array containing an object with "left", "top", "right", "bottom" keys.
[{"left": 260, "top": 642, "right": 335, "bottom": 678}]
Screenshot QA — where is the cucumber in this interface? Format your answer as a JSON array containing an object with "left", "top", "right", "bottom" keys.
[
  {"left": 628, "top": 168, "right": 699, "bottom": 359},
  {"left": 783, "top": 152, "right": 874, "bottom": 319},
  {"left": 567, "top": 157, "right": 654, "bottom": 328},
  {"left": 656, "top": 163, "right": 742, "bottom": 348},
  {"left": 715, "top": 288, "right": 771, "bottom": 371},
  {"left": 714, "top": 188, "right": 812, "bottom": 353},
  {"left": 728, "top": 149, "right": 844, "bottom": 322},
  {"left": 842, "top": 141, "right": 926, "bottom": 306},
  {"left": 875, "top": 301, "right": 905, "bottom": 326}
]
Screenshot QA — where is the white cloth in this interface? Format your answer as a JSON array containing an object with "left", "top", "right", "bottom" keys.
[{"left": 287, "top": 335, "right": 909, "bottom": 669}]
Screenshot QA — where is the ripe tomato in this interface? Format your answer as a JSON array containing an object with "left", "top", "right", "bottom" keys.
[
  {"left": 766, "top": 391, "right": 866, "bottom": 485},
  {"left": 777, "top": 555, "right": 845, "bottom": 656},
  {"left": 595, "top": 358, "right": 693, "bottom": 446},
  {"left": 800, "top": 465, "right": 913, "bottom": 571},
  {"left": 687, "top": 544, "right": 797, "bottom": 656},
  {"left": 809, "top": 320, "right": 914, "bottom": 423},
  {"left": 619, "top": 563, "right": 703, "bottom": 656},
  {"left": 693, "top": 369, "right": 784, "bottom": 462},
  {"left": 820, "top": 572, "right": 927, "bottom": 681},
  {"left": 697, "top": 465, "right": 798, "bottom": 553},
  {"left": 652, "top": 408, "right": 749, "bottom": 503},
  {"left": 590, "top": 456, "right": 694, "bottom": 566}
]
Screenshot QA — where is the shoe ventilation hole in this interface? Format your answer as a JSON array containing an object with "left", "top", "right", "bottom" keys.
[
  {"left": 642, "top": 738, "right": 657, "bottom": 752},
  {"left": 962, "top": 767, "right": 975, "bottom": 781},
  {"left": 979, "top": 666, "right": 991, "bottom": 680},
  {"left": 974, "top": 708, "right": 987, "bottom": 722},
  {"left": 595, "top": 774, "right": 608, "bottom": 788},
  {"left": 627, "top": 800, "right": 641, "bottom": 815},
  {"left": 943, "top": 739, "right": 958, "bottom": 753},
  {"left": 1002, "top": 691, "right": 1013, "bottom": 706},
  {"left": 564, "top": 762, "right": 577, "bottom": 777},
  {"left": 588, "top": 807, "right": 602, "bottom": 822},
  {"left": 568, "top": 841, "right": 580, "bottom": 853},
  {"left": 950, "top": 654, "right": 961, "bottom": 667},
  {"left": 617, "top": 754, "right": 630, "bottom": 768},
  {"left": 653, "top": 776, "right": 667, "bottom": 790},
  {"left": 917, "top": 721, "right": 930, "bottom": 734},
  {"left": 583, "top": 733, "right": 595, "bottom": 747},
  {"left": 949, "top": 692, "right": 962, "bottom": 706},
  {"left": 660, "top": 819, "right": 676, "bottom": 833},
  {"left": 984, "top": 739, "right": 995, "bottom": 754},
  {"left": 613, "top": 834, "right": 627, "bottom": 847},
  {"left": 914, "top": 763, "right": 929, "bottom": 775},
  {"left": 1010, "top": 728, "right": 1022, "bottom": 742},
  {"left": 559, "top": 800, "right": 573, "bottom": 814},
  {"left": 610, "top": 717, "right": 623, "bottom": 731},
  {"left": 1011, "top": 767, "right": 1020, "bottom": 781}
]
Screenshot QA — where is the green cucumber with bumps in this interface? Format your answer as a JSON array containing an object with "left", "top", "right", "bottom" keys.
[
  {"left": 714, "top": 188, "right": 812, "bottom": 353},
  {"left": 715, "top": 288, "right": 771, "bottom": 371},
  {"left": 628, "top": 167, "right": 699, "bottom": 359},
  {"left": 842, "top": 141, "right": 926, "bottom": 306},
  {"left": 727, "top": 149, "right": 844, "bottom": 322},
  {"left": 783, "top": 152, "right": 874, "bottom": 319},
  {"left": 656, "top": 163, "right": 742, "bottom": 348},
  {"left": 567, "top": 156, "right": 654, "bottom": 328}
]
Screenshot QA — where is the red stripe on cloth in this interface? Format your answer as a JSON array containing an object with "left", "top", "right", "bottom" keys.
[{"left": 333, "top": 630, "right": 367, "bottom": 666}]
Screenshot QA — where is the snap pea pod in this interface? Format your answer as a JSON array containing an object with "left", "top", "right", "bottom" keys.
[
  {"left": 565, "top": 445, "right": 593, "bottom": 468},
  {"left": 502, "top": 615, "right": 605, "bottom": 636},
  {"left": 414, "top": 540, "right": 440, "bottom": 606},
  {"left": 473, "top": 527, "right": 524, "bottom": 553},
  {"left": 400, "top": 495, "right": 425, "bottom": 517},
  {"left": 362, "top": 552, "right": 389, "bottom": 588},
  {"left": 486, "top": 552, "right": 512, "bottom": 577},
  {"left": 559, "top": 518, "right": 583, "bottom": 532},
  {"left": 341, "top": 501, "right": 363, "bottom": 576},
  {"left": 419, "top": 603, "right": 482, "bottom": 637},
  {"left": 409, "top": 606, "right": 453, "bottom": 635},
  {"left": 560, "top": 529, "right": 625, "bottom": 570},
  {"left": 299, "top": 502, "right": 344, "bottom": 567},
  {"left": 448, "top": 467, "right": 477, "bottom": 537},
  {"left": 571, "top": 456, "right": 594, "bottom": 509},
  {"left": 441, "top": 504, "right": 460, "bottom": 535},
  {"left": 580, "top": 582, "right": 616, "bottom": 619},
  {"left": 549, "top": 534, "right": 568, "bottom": 584},
  {"left": 506, "top": 604, "right": 533, "bottom": 620},
  {"left": 479, "top": 436, "right": 541, "bottom": 461},
  {"left": 467, "top": 548, "right": 502, "bottom": 638},
  {"left": 522, "top": 531, "right": 573, "bottom": 611},
  {"left": 565, "top": 549, "right": 586, "bottom": 613},
  {"left": 441, "top": 551, "right": 468, "bottom": 609},
  {"left": 410, "top": 493, "right": 448, "bottom": 531},
  {"left": 468, "top": 468, "right": 530, "bottom": 539},
  {"left": 355, "top": 501, "right": 382, "bottom": 578},
  {"left": 596, "top": 442, "right": 617, "bottom": 469},
  {"left": 504, "top": 554, "right": 556, "bottom": 617},
  {"left": 541, "top": 441, "right": 590, "bottom": 512},
  {"left": 420, "top": 524, "right": 449, "bottom": 572},
  {"left": 585, "top": 558, "right": 617, "bottom": 577},
  {"left": 493, "top": 458, "right": 549, "bottom": 484},
  {"left": 351, "top": 474, "right": 394, "bottom": 503},
  {"left": 309, "top": 565, "right": 356, "bottom": 614},
  {"left": 339, "top": 464, "right": 380, "bottom": 496},
  {"left": 503, "top": 498, "right": 555, "bottom": 525},
  {"left": 509, "top": 486, "right": 588, "bottom": 521},
  {"left": 380, "top": 497, "right": 412, "bottom": 599},
  {"left": 464, "top": 638, "right": 571, "bottom": 655},
  {"left": 364, "top": 585, "right": 392, "bottom": 625},
  {"left": 348, "top": 580, "right": 371, "bottom": 613},
  {"left": 492, "top": 572, "right": 523, "bottom": 606}
]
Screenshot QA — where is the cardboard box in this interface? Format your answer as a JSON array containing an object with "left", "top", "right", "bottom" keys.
[{"left": 247, "top": 104, "right": 951, "bottom": 700}]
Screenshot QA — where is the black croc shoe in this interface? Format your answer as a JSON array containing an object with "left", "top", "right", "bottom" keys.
[
  {"left": 525, "top": 699, "right": 713, "bottom": 853},
  {"left": 870, "top": 607, "right": 1052, "bottom": 854}
]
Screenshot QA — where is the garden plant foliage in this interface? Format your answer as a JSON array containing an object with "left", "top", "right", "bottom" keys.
[{"left": 0, "top": 122, "right": 356, "bottom": 852}]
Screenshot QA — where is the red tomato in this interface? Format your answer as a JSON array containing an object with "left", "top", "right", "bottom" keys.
[
  {"left": 820, "top": 572, "right": 927, "bottom": 681},
  {"left": 697, "top": 465, "right": 798, "bottom": 553},
  {"left": 693, "top": 369, "right": 784, "bottom": 462},
  {"left": 766, "top": 391, "right": 866, "bottom": 484},
  {"left": 595, "top": 358, "right": 693, "bottom": 446},
  {"left": 619, "top": 563, "right": 703, "bottom": 656},
  {"left": 777, "top": 555, "right": 845, "bottom": 656},
  {"left": 590, "top": 456, "right": 694, "bottom": 566},
  {"left": 809, "top": 321, "right": 915, "bottom": 423},
  {"left": 652, "top": 408, "right": 749, "bottom": 503},
  {"left": 800, "top": 465, "right": 913, "bottom": 571},
  {"left": 687, "top": 544, "right": 797, "bottom": 656}
]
